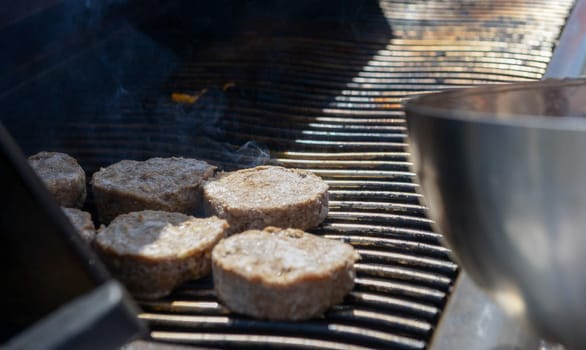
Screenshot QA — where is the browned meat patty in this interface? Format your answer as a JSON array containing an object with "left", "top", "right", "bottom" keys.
[
  {"left": 94, "top": 210, "right": 228, "bottom": 299},
  {"left": 212, "top": 227, "right": 359, "bottom": 320},
  {"left": 91, "top": 157, "right": 216, "bottom": 223},
  {"left": 62, "top": 207, "right": 95, "bottom": 242},
  {"left": 203, "top": 166, "right": 328, "bottom": 234},
  {"left": 28, "top": 151, "right": 86, "bottom": 208}
]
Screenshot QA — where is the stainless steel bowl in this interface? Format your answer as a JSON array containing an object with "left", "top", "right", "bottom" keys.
[{"left": 405, "top": 78, "right": 586, "bottom": 349}]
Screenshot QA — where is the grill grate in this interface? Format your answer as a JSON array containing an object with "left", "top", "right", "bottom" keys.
[
  {"left": 129, "top": 1, "right": 571, "bottom": 348},
  {"left": 3, "top": 0, "right": 575, "bottom": 349}
]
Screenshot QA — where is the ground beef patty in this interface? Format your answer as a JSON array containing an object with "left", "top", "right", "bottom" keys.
[
  {"left": 91, "top": 157, "right": 216, "bottom": 223},
  {"left": 212, "top": 227, "right": 359, "bottom": 320},
  {"left": 28, "top": 151, "right": 86, "bottom": 208},
  {"left": 62, "top": 207, "right": 95, "bottom": 242},
  {"left": 203, "top": 166, "right": 328, "bottom": 234},
  {"left": 94, "top": 210, "right": 228, "bottom": 299}
]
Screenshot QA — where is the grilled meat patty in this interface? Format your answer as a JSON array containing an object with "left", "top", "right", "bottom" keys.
[
  {"left": 28, "top": 151, "right": 87, "bottom": 208},
  {"left": 212, "top": 227, "right": 359, "bottom": 320},
  {"left": 203, "top": 166, "right": 328, "bottom": 234},
  {"left": 62, "top": 207, "right": 95, "bottom": 242},
  {"left": 94, "top": 210, "right": 228, "bottom": 299},
  {"left": 91, "top": 157, "right": 216, "bottom": 223}
]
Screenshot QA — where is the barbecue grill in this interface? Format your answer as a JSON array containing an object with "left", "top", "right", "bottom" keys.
[{"left": 1, "top": 0, "right": 582, "bottom": 349}]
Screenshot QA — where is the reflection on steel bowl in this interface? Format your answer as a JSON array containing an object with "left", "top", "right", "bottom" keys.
[{"left": 405, "top": 78, "right": 586, "bottom": 349}]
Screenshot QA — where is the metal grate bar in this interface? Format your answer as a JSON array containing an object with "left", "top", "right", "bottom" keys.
[{"left": 150, "top": 331, "right": 423, "bottom": 350}]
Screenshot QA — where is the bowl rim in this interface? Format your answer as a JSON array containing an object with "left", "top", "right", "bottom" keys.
[{"left": 404, "top": 77, "right": 586, "bottom": 131}]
